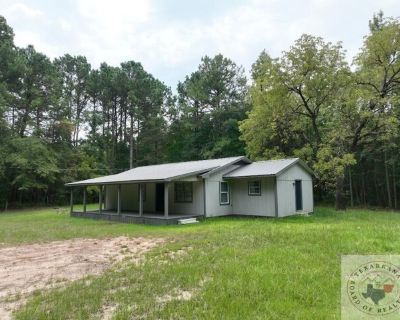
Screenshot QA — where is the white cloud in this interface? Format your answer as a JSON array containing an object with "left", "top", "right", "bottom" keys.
[
  {"left": 4, "top": 2, "right": 43, "bottom": 18},
  {"left": 15, "top": 29, "right": 59, "bottom": 57},
  {"left": 57, "top": 18, "right": 72, "bottom": 32},
  {"left": 78, "top": 0, "right": 152, "bottom": 25},
  {"left": 1, "top": 0, "right": 400, "bottom": 88},
  {"left": 76, "top": 0, "right": 153, "bottom": 41}
]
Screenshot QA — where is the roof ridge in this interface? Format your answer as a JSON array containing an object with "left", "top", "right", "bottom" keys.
[
  {"left": 66, "top": 156, "right": 247, "bottom": 186},
  {"left": 127, "top": 156, "right": 245, "bottom": 169},
  {"left": 254, "top": 158, "right": 298, "bottom": 162}
]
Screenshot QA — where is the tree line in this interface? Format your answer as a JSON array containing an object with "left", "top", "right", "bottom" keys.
[{"left": 0, "top": 12, "right": 399, "bottom": 210}]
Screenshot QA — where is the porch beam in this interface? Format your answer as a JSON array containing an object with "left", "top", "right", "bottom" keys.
[
  {"left": 70, "top": 189, "right": 73, "bottom": 213},
  {"left": 83, "top": 188, "right": 87, "bottom": 213},
  {"left": 139, "top": 184, "right": 143, "bottom": 216},
  {"left": 164, "top": 182, "right": 169, "bottom": 217},
  {"left": 99, "top": 185, "right": 103, "bottom": 214},
  {"left": 117, "top": 184, "right": 121, "bottom": 215}
]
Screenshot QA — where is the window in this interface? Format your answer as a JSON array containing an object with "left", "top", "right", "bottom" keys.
[
  {"left": 137, "top": 184, "right": 146, "bottom": 201},
  {"left": 174, "top": 182, "right": 193, "bottom": 203},
  {"left": 220, "top": 182, "right": 230, "bottom": 205},
  {"left": 248, "top": 181, "right": 261, "bottom": 196}
]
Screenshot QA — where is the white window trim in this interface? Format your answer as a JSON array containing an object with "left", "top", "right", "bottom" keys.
[
  {"left": 248, "top": 181, "right": 261, "bottom": 196},
  {"left": 220, "top": 181, "right": 230, "bottom": 205}
]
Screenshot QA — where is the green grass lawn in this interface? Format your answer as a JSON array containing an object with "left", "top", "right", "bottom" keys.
[{"left": 1, "top": 206, "right": 400, "bottom": 319}]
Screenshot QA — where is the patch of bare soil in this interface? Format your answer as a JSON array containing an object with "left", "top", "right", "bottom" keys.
[
  {"left": 97, "top": 302, "right": 119, "bottom": 320},
  {"left": 0, "top": 236, "right": 164, "bottom": 320},
  {"left": 156, "top": 276, "right": 212, "bottom": 307},
  {"left": 156, "top": 288, "right": 194, "bottom": 304}
]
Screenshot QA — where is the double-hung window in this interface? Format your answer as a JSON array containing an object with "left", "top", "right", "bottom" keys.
[
  {"left": 248, "top": 181, "right": 261, "bottom": 196},
  {"left": 220, "top": 182, "right": 230, "bottom": 205},
  {"left": 174, "top": 182, "right": 193, "bottom": 203}
]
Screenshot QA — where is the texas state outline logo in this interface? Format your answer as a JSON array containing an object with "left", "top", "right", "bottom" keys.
[{"left": 342, "top": 255, "right": 400, "bottom": 320}]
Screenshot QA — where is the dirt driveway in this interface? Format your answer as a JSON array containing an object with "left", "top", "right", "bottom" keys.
[{"left": 0, "top": 236, "right": 164, "bottom": 320}]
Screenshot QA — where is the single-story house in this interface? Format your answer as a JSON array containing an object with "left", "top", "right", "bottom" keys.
[{"left": 66, "top": 156, "right": 314, "bottom": 224}]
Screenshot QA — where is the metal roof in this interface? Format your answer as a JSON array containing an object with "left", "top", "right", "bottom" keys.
[
  {"left": 66, "top": 156, "right": 249, "bottom": 186},
  {"left": 223, "top": 158, "right": 314, "bottom": 178}
]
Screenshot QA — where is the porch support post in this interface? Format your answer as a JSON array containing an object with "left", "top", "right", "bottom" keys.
[
  {"left": 117, "top": 184, "right": 121, "bottom": 215},
  {"left": 139, "top": 183, "right": 143, "bottom": 216},
  {"left": 99, "top": 185, "right": 103, "bottom": 214},
  {"left": 83, "top": 187, "right": 87, "bottom": 213},
  {"left": 164, "top": 182, "right": 169, "bottom": 217},
  {"left": 70, "top": 189, "right": 73, "bottom": 214}
]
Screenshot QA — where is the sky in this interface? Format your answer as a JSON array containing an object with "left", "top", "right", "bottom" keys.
[{"left": 1, "top": 0, "right": 400, "bottom": 89}]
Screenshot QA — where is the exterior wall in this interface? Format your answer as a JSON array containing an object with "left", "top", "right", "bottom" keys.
[
  {"left": 104, "top": 185, "right": 117, "bottom": 209},
  {"left": 105, "top": 183, "right": 155, "bottom": 212},
  {"left": 169, "top": 180, "right": 204, "bottom": 215},
  {"left": 204, "top": 165, "right": 241, "bottom": 217},
  {"left": 103, "top": 162, "right": 314, "bottom": 218},
  {"left": 104, "top": 181, "right": 204, "bottom": 215},
  {"left": 231, "top": 177, "right": 276, "bottom": 217},
  {"left": 276, "top": 164, "right": 313, "bottom": 217}
]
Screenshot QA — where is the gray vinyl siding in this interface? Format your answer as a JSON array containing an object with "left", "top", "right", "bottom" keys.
[
  {"left": 105, "top": 181, "right": 204, "bottom": 215},
  {"left": 103, "top": 161, "right": 314, "bottom": 218},
  {"left": 204, "top": 165, "right": 241, "bottom": 217},
  {"left": 169, "top": 181, "right": 204, "bottom": 215},
  {"left": 105, "top": 184, "right": 156, "bottom": 212},
  {"left": 276, "top": 164, "right": 313, "bottom": 217},
  {"left": 231, "top": 177, "right": 276, "bottom": 217}
]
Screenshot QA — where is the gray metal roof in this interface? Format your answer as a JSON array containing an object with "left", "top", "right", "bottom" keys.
[
  {"left": 224, "top": 158, "right": 314, "bottom": 178},
  {"left": 66, "top": 156, "right": 248, "bottom": 186}
]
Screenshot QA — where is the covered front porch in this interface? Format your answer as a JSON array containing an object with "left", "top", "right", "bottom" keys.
[{"left": 69, "top": 180, "right": 205, "bottom": 225}]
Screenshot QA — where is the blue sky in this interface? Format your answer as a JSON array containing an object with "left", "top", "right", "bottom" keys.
[{"left": 1, "top": 0, "right": 400, "bottom": 89}]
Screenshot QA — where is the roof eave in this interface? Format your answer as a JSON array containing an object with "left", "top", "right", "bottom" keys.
[
  {"left": 65, "top": 168, "right": 217, "bottom": 187},
  {"left": 275, "top": 158, "right": 316, "bottom": 177},
  {"left": 65, "top": 178, "right": 168, "bottom": 187},
  {"left": 223, "top": 174, "right": 276, "bottom": 179},
  {"left": 200, "top": 156, "right": 252, "bottom": 178}
]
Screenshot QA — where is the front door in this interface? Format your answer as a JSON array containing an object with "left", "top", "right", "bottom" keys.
[
  {"left": 156, "top": 183, "right": 164, "bottom": 213},
  {"left": 295, "top": 180, "right": 303, "bottom": 211}
]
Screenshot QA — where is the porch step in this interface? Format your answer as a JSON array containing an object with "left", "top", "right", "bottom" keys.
[{"left": 178, "top": 218, "right": 199, "bottom": 225}]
